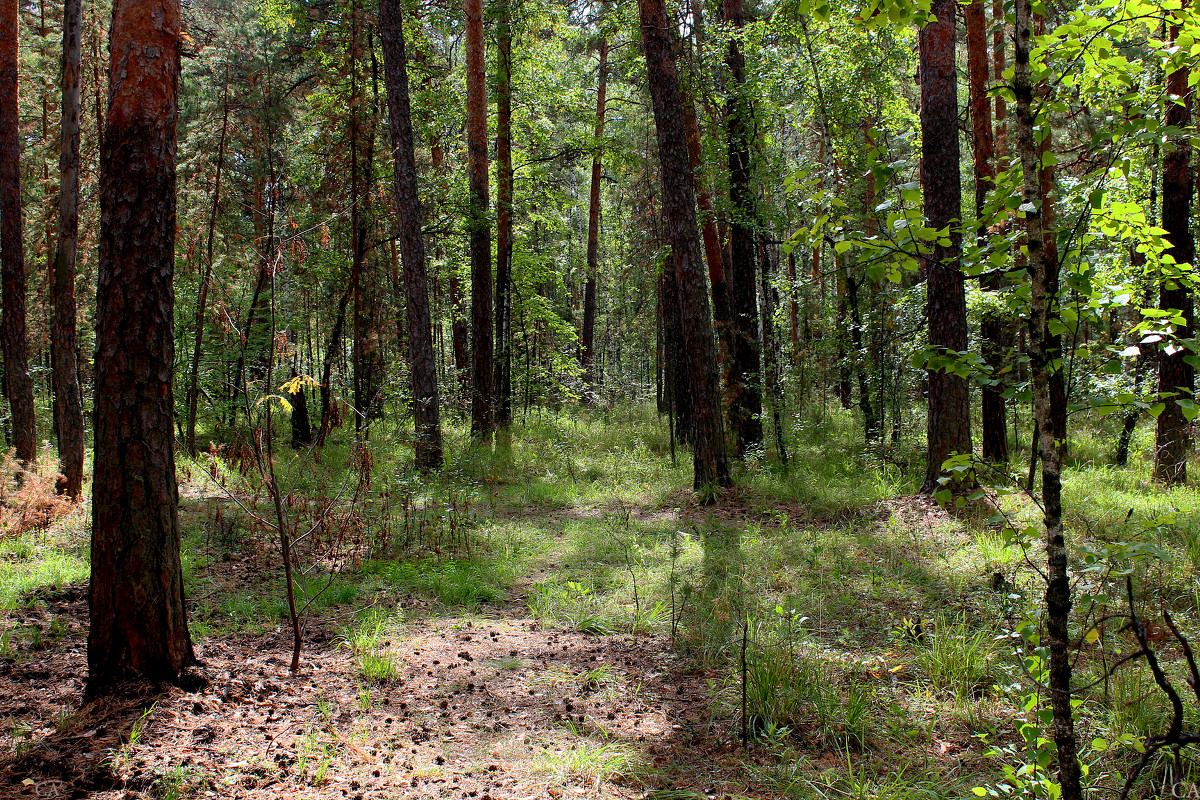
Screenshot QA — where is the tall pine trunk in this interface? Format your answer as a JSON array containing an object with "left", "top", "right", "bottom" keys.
[
  {"left": 1155, "top": 16, "right": 1194, "bottom": 485},
  {"left": 638, "top": 0, "right": 729, "bottom": 491},
  {"left": 0, "top": 0, "right": 35, "bottom": 466},
  {"left": 89, "top": 0, "right": 194, "bottom": 695},
  {"left": 722, "top": 0, "right": 763, "bottom": 457},
  {"left": 465, "top": 0, "right": 494, "bottom": 438},
  {"left": 919, "top": 0, "right": 972, "bottom": 493},
  {"left": 678, "top": 30, "right": 733, "bottom": 375},
  {"left": 968, "top": 0, "right": 1008, "bottom": 463},
  {"left": 580, "top": 35, "right": 608, "bottom": 401},
  {"left": 51, "top": 0, "right": 84, "bottom": 497},
  {"left": 495, "top": 0, "right": 514, "bottom": 427},
  {"left": 380, "top": 0, "right": 443, "bottom": 471}
]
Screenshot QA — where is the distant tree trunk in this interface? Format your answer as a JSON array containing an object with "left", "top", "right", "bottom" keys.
[
  {"left": 919, "top": 0, "right": 972, "bottom": 493},
  {"left": 1014, "top": 2, "right": 1081, "bottom": 796},
  {"left": 495, "top": 0, "right": 514, "bottom": 427},
  {"left": 787, "top": 249, "right": 800, "bottom": 364},
  {"left": 1155, "top": 16, "right": 1194, "bottom": 485},
  {"left": 232, "top": 124, "right": 277, "bottom": 423},
  {"left": 349, "top": 8, "right": 379, "bottom": 434},
  {"left": 858, "top": 121, "right": 882, "bottom": 441},
  {"left": 465, "top": 0, "right": 494, "bottom": 438},
  {"left": 968, "top": 0, "right": 1008, "bottom": 464},
  {"left": 429, "top": 134, "right": 469, "bottom": 396},
  {"left": 993, "top": 0, "right": 1006, "bottom": 155},
  {"left": 51, "top": 0, "right": 84, "bottom": 497},
  {"left": 185, "top": 77, "right": 229, "bottom": 456},
  {"left": 1117, "top": 151, "right": 1157, "bottom": 466},
  {"left": 319, "top": 284, "right": 352, "bottom": 441},
  {"left": 89, "top": 0, "right": 195, "bottom": 695},
  {"left": 758, "top": 238, "right": 788, "bottom": 463},
  {"left": 835, "top": 268, "right": 852, "bottom": 409},
  {"left": 638, "top": 0, "right": 729, "bottom": 491},
  {"left": 580, "top": 35, "right": 608, "bottom": 401},
  {"left": 380, "top": 0, "right": 443, "bottom": 471},
  {"left": 844, "top": 261, "right": 878, "bottom": 440},
  {"left": 722, "top": 0, "right": 763, "bottom": 457},
  {"left": 659, "top": 262, "right": 691, "bottom": 444},
  {"left": 0, "top": 0, "right": 35, "bottom": 466},
  {"left": 288, "top": 369, "right": 311, "bottom": 448},
  {"left": 449, "top": 272, "right": 470, "bottom": 394}
]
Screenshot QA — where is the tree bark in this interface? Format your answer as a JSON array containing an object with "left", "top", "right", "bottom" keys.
[
  {"left": 679, "top": 46, "right": 733, "bottom": 376},
  {"left": 318, "top": 283, "right": 352, "bottom": 442},
  {"left": 380, "top": 0, "right": 443, "bottom": 471},
  {"left": 89, "top": 0, "right": 194, "bottom": 695},
  {"left": 465, "top": 0, "right": 494, "bottom": 438},
  {"left": 1014, "top": 1, "right": 1081, "bottom": 795},
  {"left": 758, "top": 238, "right": 788, "bottom": 463},
  {"left": 580, "top": 35, "right": 608, "bottom": 401},
  {"left": 1155, "top": 16, "right": 1194, "bottom": 485},
  {"left": 495, "top": 0, "right": 514, "bottom": 426},
  {"left": 638, "top": 0, "right": 729, "bottom": 491},
  {"left": 51, "top": 0, "right": 84, "bottom": 497},
  {"left": 0, "top": 0, "right": 35, "bottom": 466},
  {"left": 919, "top": 0, "right": 972, "bottom": 493},
  {"left": 968, "top": 0, "right": 1008, "bottom": 463},
  {"left": 722, "top": 0, "right": 763, "bottom": 457}
]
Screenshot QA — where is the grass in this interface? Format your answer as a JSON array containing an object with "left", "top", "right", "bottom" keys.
[
  {"left": 911, "top": 614, "right": 1000, "bottom": 699},
  {"left": 534, "top": 733, "right": 645, "bottom": 785},
  {"left": 0, "top": 543, "right": 88, "bottom": 611},
  {"left": 7, "top": 404, "right": 1200, "bottom": 799},
  {"left": 342, "top": 609, "right": 401, "bottom": 683}
]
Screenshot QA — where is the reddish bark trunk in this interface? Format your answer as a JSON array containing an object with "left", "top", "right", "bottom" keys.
[
  {"left": 51, "top": 0, "right": 84, "bottom": 497},
  {"left": 89, "top": 0, "right": 194, "bottom": 695},
  {"left": 464, "top": 0, "right": 494, "bottom": 437},
  {"left": 968, "top": 0, "right": 1008, "bottom": 463},
  {"left": 0, "top": 0, "right": 35, "bottom": 465},
  {"left": 495, "top": 0, "right": 514, "bottom": 426},
  {"left": 920, "top": 0, "right": 972, "bottom": 492},
  {"left": 1156, "top": 18, "right": 1194, "bottom": 485}
]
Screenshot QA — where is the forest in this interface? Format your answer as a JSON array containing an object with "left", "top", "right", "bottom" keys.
[{"left": 2, "top": 0, "right": 1200, "bottom": 796}]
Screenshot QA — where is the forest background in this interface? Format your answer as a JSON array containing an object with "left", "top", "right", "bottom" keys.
[{"left": 4, "top": 0, "right": 1200, "bottom": 797}]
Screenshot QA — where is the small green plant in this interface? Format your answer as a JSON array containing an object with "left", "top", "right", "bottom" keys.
[
  {"left": 342, "top": 610, "right": 399, "bottom": 683},
  {"left": 578, "top": 663, "right": 613, "bottom": 689},
  {"left": 295, "top": 725, "right": 337, "bottom": 786},
  {"left": 490, "top": 656, "right": 524, "bottom": 671},
  {"left": 155, "top": 764, "right": 208, "bottom": 800},
  {"left": 911, "top": 614, "right": 997, "bottom": 699},
  {"left": 629, "top": 599, "right": 668, "bottom": 635},
  {"left": 357, "top": 685, "right": 373, "bottom": 712},
  {"left": 54, "top": 705, "right": 79, "bottom": 735}
]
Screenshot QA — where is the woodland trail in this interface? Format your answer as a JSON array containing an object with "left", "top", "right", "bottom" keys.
[{"left": 0, "top": 583, "right": 752, "bottom": 799}]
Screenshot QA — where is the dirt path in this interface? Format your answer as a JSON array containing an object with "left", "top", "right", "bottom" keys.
[{"left": 0, "top": 589, "right": 746, "bottom": 800}]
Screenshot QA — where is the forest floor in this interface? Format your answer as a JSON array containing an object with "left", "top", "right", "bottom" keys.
[{"left": 1, "top": 407, "right": 1199, "bottom": 799}]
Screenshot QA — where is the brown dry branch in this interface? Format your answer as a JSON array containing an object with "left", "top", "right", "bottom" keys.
[{"left": 0, "top": 450, "right": 77, "bottom": 537}]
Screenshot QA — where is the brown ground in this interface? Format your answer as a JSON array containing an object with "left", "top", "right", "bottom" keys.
[{"left": 0, "top": 583, "right": 759, "bottom": 800}]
